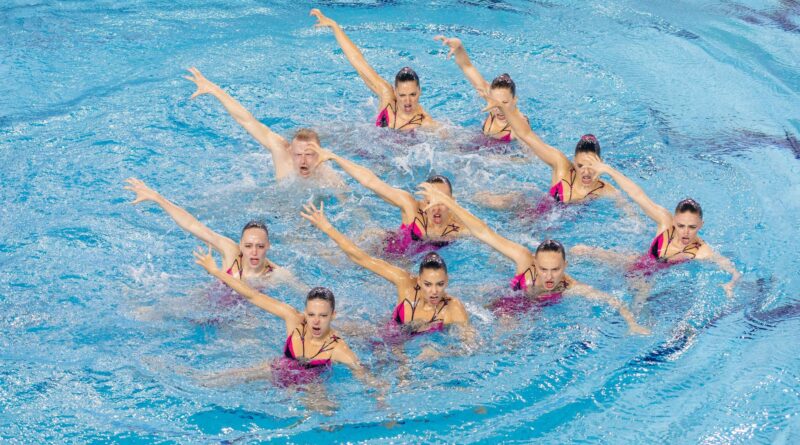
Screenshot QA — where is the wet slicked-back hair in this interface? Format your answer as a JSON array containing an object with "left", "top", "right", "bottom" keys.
[
  {"left": 426, "top": 174, "right": 453, "bottom": 194},
  {"left": 419, "top": 252, "right": 448, "bottom": 275},
  {"left": 292, "top": 128, "right": 321, "bottom": 145},
  {"left": 490, "top": 73, "right": 516, "bottom": 97},
  {"left": 575, "top": 134, "right": 601, "bottom": 157},
  {"left": 306, "top": 286, "right": 335, "bottom": 312},
  {"left": 675, "top": 198, "right": 703, "bottom": 219},
  {"left": 241, "top": 220, "right": 269, "bottom": 239},
  {"left": 535, "top": 239, "right": 566, "bottom": 260},
  {"left": 395, "top": 66, "right": 420, "bottom": 87}
]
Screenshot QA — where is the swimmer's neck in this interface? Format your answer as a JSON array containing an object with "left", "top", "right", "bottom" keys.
[
  {"left": 424, "top": 215, "right": 457, "bottom": 232},
  {"left": 304, "top": 330, "right": 335, "bottom": 346},
  {"left": 574, "top": 179, "right": 602, "bottom": 192},
  {"left": 241, "top": 261, "right": 273, "bottom": 279}
]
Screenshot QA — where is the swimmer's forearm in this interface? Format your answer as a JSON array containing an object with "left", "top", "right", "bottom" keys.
[
  {"left": 452, "top": 46, "right": 489, "bottom": 93},
  {"left": 329, "top": 154, "right": 376, "bottom": 186},
  {"left": 437, "top": 194, "right": 492, "bottom": 241},
  {"left": 330, "top": 154, "right": 410, "bottom": 209},
  {"left": 211, "top": 267, "right": 297, "bottom": 319},
  {"left": 601, "top": 165, "right": 669, "bottom": 224},
  {"left": 714, "top": 254, "right": 741, "bottom": 287},
  {"left": 319, "top": 222, "right": 371, "bottom": 266},
  {"left": 504, "top": 107, "right": 534, "bottom": 140},
  {"left": 504, "top": 109, "right": 563, "bottom": 167},
  {"left": 572, "top": 285, "right": 647, "bottom": 334},
  {"left": 153, "top": 195, "right": 210, "bottom": 239},
  {"left": 328, "top": 23, "right": 389, "bottom": 96},
  {"left": 202, "top": 84, "right": 261, "bottom": 127}
]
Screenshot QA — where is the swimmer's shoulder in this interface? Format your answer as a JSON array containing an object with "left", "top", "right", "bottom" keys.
[{"left": 694, "top": 239, "right": 713, "bottom": 259}]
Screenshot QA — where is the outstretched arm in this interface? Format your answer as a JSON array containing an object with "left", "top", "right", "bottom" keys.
[
  {"left": 311, "top": 9, "right": 394, "bottom": 104},
  {"left": 301, "top": 202, "right": 413, "bottom": 289},
  {"left": 434, "top": 36, "right": 490, "bottom": 94},
  {"left": 307, "top": 142, "right": 418, "bottom": 223},
  {"left": 194, "top": 247, "right": 303, "bottom": 330},
  {"left": 183, "top": 67, "right": 293, "bottom": 179},
  {"left": 124, "top": 178, "right": 239, "bottom": 257},
  {"left": 705, "top": 251, "right": 741, "bottom": 299},
  {"left": 418, "top": 183, "right": 534, "bottom": 275},
  {"left": 566, "top": 281, "right": 651, "bottom": 335},
  {"left": 332, "top": 342, "right": 387, "bottom": 395},
  {"left": 483, "top": 93, "right": 571, "bottom": 173},
  {"left": 581, "top": 153, "right": 673, "bottom": 231}
]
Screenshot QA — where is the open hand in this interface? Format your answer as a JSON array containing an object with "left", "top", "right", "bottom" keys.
[
  {"left": 433, "top": 35, "right": 463, "bottom": 59},
  {"left": 124, "top": 178, "right": 160, "bottom": 204},
  {"left": 300, "top": 201, "right": 332, "bottom": 231},
  {"left": 305, "top": 141, "right": 335, "bottom": 166},
  {"left": 416, "top": 182, "right": 450, "bottom": 212},
  {"left": 310, "top": 9, "right": 336, "bottom": 28},
  {"left": 183, "top": 67, "right": 217, "bottom": 99},
  {"left": 479, "top": 89, "right": 508, "bottom": 113},
  {"left": 580, "top": 152, "right": 610, "bottom": 178},
  {"left": 193, "top": 245, "right": 218, "bottom": 274}
]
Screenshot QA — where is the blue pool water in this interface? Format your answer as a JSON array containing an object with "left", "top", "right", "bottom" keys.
[{"left": 2, "top": 0, "right": 799, "bottom": 442}]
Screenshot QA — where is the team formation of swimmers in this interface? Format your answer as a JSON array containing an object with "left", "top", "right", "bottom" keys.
[{"left": 124, "top": 9, "right": 741, "bottom": 394}]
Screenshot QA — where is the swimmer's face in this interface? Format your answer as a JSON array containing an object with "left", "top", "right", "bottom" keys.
[
  {"left": 291, "top": 139, "right": 320, "bottom": 178},
  {"left": 489, "top": 87, "right": 516, "bottom": 121},
  {"left": 395, "top": 81, "right": 421, "bottom": 114},
  {"left": 304, "top": 299, "right": 334, "bottom": 338},
  {"left": 534, "top": 251, "right": 567, "bottom": 291},
  {"left": 573, "top": 152, "right": 599, "bottom": 186},
  {"left": 420, "top": 181, "right": 452, "bottom": 226},
  {"left": 417, "top": 268, "right": 448, "bottom": 306},
  {"left": 673, "top": 211, "right": 703, "bottom": 246},
  {"left": 239, "top": 228, "right": 270, "bottom": 272}
]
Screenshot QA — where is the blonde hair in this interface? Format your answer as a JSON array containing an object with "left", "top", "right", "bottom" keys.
[{"left": 292, "top": 128, "right": 320, "bottom": 145}]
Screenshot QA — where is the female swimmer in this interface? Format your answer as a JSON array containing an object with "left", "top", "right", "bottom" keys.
[
  {"left": 434, "top": 35, "right": 525, "bottom": 142},
  {"left": 194, "top": 247, "right": 377, "bottom": 389},
  {"left": 476, "top": 94, "right": 627, "bottom": 210},
  {"left": 419, "top": 183, "right": 650, "bottom": 334},
  {"left": 311, "top": 9, "right": 438, "bottom": 131},
  {"left": 569, "top": 154, "right": 741, "bottom": 300},
  {"left": 125, "top": 178, "right": 284, "bottom": 281},
  {"left": 301, "top": 202, "right": 470, "bottom": 336},
  {"left": 306, "top": 142, "right": 469, "bottom": 253}
]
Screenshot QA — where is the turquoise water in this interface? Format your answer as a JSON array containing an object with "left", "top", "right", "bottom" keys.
[{"left": 2, "top": 0, "right": 799, "bottom": 443}]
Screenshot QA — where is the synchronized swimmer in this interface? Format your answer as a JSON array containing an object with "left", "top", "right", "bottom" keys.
[
  {"left": 311, "top": 9, "right": 439, "bottom": 131},
  {"left": 184, "top": 67, "right": 344, "bottom": 187},
  {"left": 124, "top": 178, "right": 289, "bottom": 283},
  {"left": 122, "top": 7, "right": 742, "bottom": 401},
  {"left": 435, "top": 35, "right": 525, "bottom": 141},
  {"left": 302, "top": 201, "right": 470, "bottom": 336},
  {"left": 306, "top": 142, "right": 469, "bottom": 252}
]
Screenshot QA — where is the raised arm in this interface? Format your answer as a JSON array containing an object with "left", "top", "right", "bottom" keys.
[
  {"left": 434, "top": 36, "right": 490, "bottom": 94},
  {"left": 194, "top": 247, "right": 303, "bottom": 331},
  {"left": 483, "top": 93, "right": 571, "bottom": 172},
  {"left": 183, "top": 67, "right": 293, "bottom": 179},
  {"left": 311, "top": 9, "right": 394, "bottom": 103},
  {"left": 418, "top": 183, "right": 534, "bottom": 274},
  {"left": 306, "top": 142, "right": 418, "bottom": 223},
  {"left": 581, "top": 153, "right": 673, "bottom": 231},
  {"left": 301, "top": 202, "right": 414, "bottom": 290},
  {"left": 124, "top": 178, "right": 238, "bottom": 257},
  {"left": 565, "top": 280, "right": 651, "bottom": 335}
]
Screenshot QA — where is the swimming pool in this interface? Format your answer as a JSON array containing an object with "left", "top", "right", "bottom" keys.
[{"left": 2, "top": 0, "right": 799, "bottom": 442}]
